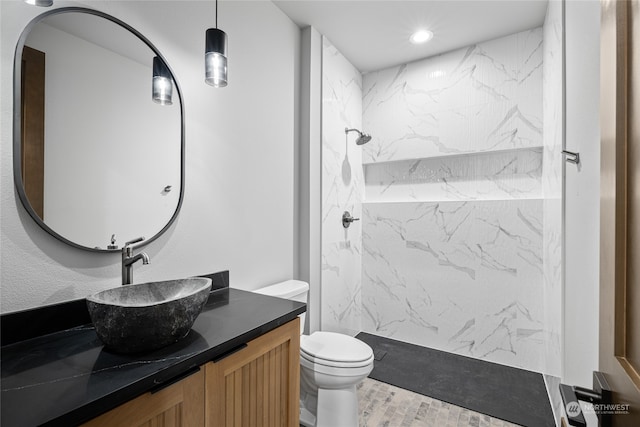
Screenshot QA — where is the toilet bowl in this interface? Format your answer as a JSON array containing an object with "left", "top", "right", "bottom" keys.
[
  {"left": 299, "top": 331, "right": 374, "bottom": 427},
  {"left": 253, "top": 280, "right": 374, "bottom": 427}
]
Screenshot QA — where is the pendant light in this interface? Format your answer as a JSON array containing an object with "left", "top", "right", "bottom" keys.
[
  {"left": 152, "top": 56, "right": 173, "bottom": 105},
  {"left": 24, "top": 0, "right": 53, "bottom": 6},
  {"left": 205, "top": 0, "right": 228, "bottom": 87}
]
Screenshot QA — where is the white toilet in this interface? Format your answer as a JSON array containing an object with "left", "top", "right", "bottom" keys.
[{"left": 253, "top": 280, "right": 374, "bottom": 427}]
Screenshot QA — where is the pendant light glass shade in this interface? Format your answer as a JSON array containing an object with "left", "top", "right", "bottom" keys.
[
  {"left": 152, "top": 56, "right": 173, "bottom": 105},
  {"left": 24, "top": 0, "right": 53, "bottom": 6},
  {"left": 205, "top": 28, "right": 228, "bottom": 87}
]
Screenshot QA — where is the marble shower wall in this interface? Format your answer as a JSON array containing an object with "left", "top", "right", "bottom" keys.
[
  {"left": 542, "top": 0, "right": 564, "bottom": 379},
  {"left": 360, "top": 28, "right": 561, "bottom": 374},
  {"left": 362, "top": 29, "right": 543, "bottom": 164},
  {"left": 364, "top": 147, "right": 543, "bottom": 203},
  {"left": 320, "top": 37, "right": 363, "bottom": 336},
  {"left": 363, "top": 200, "right": 545, "bottom": 370},
  {"left": 542, "top": 1, "right": 565, "bottom": 423}
]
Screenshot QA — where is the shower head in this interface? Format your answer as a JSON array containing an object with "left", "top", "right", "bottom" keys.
[
  {"left": 356, "top": 133, "right": 372, "bottom": 145},
  {"left": 345, "top": 127, "right": 372, "bottom": 145}
]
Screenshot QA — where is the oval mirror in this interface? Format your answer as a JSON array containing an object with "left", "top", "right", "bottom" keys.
[{"left": 14, "top": 7, "right": 184, "bottom": 252}]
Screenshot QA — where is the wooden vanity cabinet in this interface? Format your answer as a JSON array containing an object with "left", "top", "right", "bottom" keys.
[
  {"left": 81, "top": 318, "right": 300, "bottom": 427},
  {"left": 82, "top": 367, "right": 205, "bottom": 427},
  {"left": 205, "top": 318, "right": 300, "bottom": 427}
]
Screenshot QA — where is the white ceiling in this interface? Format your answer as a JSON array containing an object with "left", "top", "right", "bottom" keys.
[
  {"left": 40, "top": 12, "right": 153, "bottom": 68},
  {"left": 273, "top": 0, "right": 549, "bottom": 73}
]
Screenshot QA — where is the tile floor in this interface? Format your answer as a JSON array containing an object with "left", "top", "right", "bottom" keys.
[{"left": 357, "top": 378, "right": 522, "bottom": 427}]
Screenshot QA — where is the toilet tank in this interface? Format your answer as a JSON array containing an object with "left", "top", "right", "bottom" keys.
[{"left": 253, "top": 280, "right": 309, "bottom": 334}]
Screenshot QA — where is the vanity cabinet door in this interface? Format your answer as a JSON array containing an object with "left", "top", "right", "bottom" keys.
[
  {"left": 81, "top": 368, "right": 205, "bottom": 427},
  {"left": 205, "top": 319, "right": 300, "bottom": 427}
]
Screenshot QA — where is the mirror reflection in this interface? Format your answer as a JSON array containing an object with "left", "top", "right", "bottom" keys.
[{"left": 17, "top": 10, "right": 182, "bottom": 251}]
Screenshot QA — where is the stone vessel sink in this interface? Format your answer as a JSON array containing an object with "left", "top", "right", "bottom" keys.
[{"left": 86, "top": 277, "right": 211, "bottom": 354}]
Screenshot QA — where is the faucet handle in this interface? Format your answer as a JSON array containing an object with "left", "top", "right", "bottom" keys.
[
  {"left": 123, "top": 237, "right": 146, "bottom": 254},
  {"left": 124, "top": 236, "right": 145, "bottom": 247}
]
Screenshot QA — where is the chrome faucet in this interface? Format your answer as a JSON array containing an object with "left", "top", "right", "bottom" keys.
[{"left": 122, "top": 237, "right": 150, "bottom": 285}]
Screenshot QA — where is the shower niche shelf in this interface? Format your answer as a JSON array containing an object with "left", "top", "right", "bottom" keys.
[
  {"left": 361, "top": 146, "right": 544, "bottom": 167},
  {"left": 363, "top": 146, "right": 545, "bottom": 203},
  {"left": 362, "top": 197, "right": 545, "bottom": 205}
]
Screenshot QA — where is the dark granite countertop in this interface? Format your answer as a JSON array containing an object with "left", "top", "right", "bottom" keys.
[{"left": 1, "top": 274, "right": 305, "bottom": 427}]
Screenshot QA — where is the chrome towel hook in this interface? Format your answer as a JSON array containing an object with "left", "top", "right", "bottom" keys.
[{"left": 562, "top": 150, "right": 580, "bottom": 165}]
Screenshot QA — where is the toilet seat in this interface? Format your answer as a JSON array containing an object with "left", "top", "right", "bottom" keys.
[
  {"left": 300, "top": 331, "right": 374, "bottom": 368},
  {"left": 301, "top": 350, "right": 375, "bottom": 369},
  {"left": 300, "top": 352, "right": 374, "bottom": 377}
]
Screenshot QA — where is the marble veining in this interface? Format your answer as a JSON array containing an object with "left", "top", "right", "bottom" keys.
[
  {"left": 362, "top": 28, "right": 543, "bottom": 164},
  {"left": 541, "top": 0, "right": 564, "bottom": 380},
  {"left": 1, "top": 348, "right": 197, "bottom": 393},
  {"left": 317, "top": 22, "right": 560, "bottom": 378},
  {"left": 356, "top": 24, "right": 563, "bottom": 376},
  {"left": 321, "top": 36, "right": 364, "bottom": 336},
  {"left": 364, "top": 148, "right": 543, "bottom": 203},
  {"left": 362, "top": 200, "right": 547, "bottom": 372}
]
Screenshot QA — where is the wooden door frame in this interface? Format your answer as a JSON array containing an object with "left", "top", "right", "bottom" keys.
[
  {"left": 20, "top": 45, "right": 45, "bottom": 219},
  {"left": 600, "top": 0, "right": 640, "bottom": 424}
]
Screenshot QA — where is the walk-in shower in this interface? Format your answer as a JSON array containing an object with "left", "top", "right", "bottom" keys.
[
  {"left": 317, "top": 2, "right": 566, "bottom": 421},
  {"left": 322, "top": 22, "right": 563, "bottom": 381}
]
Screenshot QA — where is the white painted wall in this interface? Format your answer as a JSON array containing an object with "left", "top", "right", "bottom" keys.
[
  {"left": 26, "top": 21, "right": 180, "bottom": 249},
  {"left": 563, "top": 0, "right": 601, "bottom": 388},
  {"left": 0, "top": 0, "right": 300, "bottom": 312},
  {"left": 297, "top": 26, "right": 322, "bottom": 334}
]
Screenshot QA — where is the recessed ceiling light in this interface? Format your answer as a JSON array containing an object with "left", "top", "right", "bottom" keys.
[
  {"left": 410, "top": 30, "right": 433, "bottom": 45},
  {"left": 428, "top": 70, "right": 447, "bottom": 79}
]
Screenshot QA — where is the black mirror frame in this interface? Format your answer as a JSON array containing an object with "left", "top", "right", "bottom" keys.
[{"left": 13, "top": 6, "right": 185, "bottom": 253}]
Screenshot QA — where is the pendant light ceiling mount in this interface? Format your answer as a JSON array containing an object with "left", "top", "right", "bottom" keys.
[
  {"left": 24, "top": 0, "right": 53, "bottom": 7},
  {"left": 205, "top": 0, "right": 228, "bottom": 88}
]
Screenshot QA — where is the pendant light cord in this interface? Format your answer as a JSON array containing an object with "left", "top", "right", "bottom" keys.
[{"left": 215, "top": 0, "right": 218, "bottom": 28}]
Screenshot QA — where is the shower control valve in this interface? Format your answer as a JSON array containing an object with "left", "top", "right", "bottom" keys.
[{"left": 342, "top": 211, "right": 360, "bottom": 228}]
